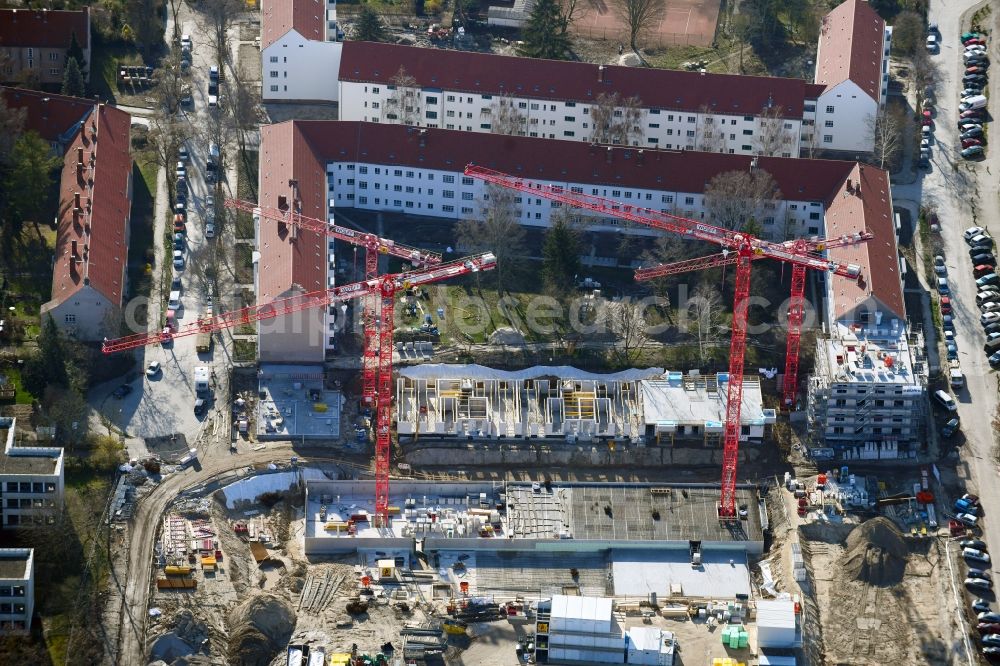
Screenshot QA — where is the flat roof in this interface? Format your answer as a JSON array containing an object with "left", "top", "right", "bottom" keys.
[
  {"left": 0, "top": 555, "right": 29, "bottom": 580},
  {"left": 612, "top": 549, "right": 751, "bottom": 598},
  {"left": 257, "top": 364, "right": 341, "bottom": 439},
  {"left": 0, "top": 446, "right": 61, "bottom": 476},
  {"left": 756, "top": 600, "right": 797, "bottom": 628},
  {"left": 551, "top": 594, "right": 612, "bottom": 622}
]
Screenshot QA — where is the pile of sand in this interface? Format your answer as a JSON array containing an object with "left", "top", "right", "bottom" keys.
[
  {"left": 226, "top": 593, "right": 296, "bottom": 666},
  {"left": 840, "top": 517, "right": 908, "bottom": 585}
]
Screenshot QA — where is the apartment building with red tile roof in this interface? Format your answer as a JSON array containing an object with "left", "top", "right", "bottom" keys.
[
  {"left": 0, "top": 8, "right": 90, "bottom": 85},
  {"left": 1, "top": 87, "right": 132, "bottom": 341},
  {"left": 257, "top": 121, "right": 904, "bottom": 361}
]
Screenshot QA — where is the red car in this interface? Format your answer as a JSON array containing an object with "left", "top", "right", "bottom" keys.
[
  {"left": 961, "top": 109, "right": 985, "bottom": 119},
  {"left": 174, "top": 221, "right": 186, "bottom": 234},
  {"left": 922, "top": 117, "right": 934, "bottom": 127},
  {"left": 966, "top": 38, "right": 987, "bottom": 46},
  {"left": 941, "top": 296, "right": 953, "bottom": 314},
  {"left": 967, "top": 66, "right": 986, "bottom": 74},
  {"left": 979, "top": 623, "right": 1000, "bottom": 634},
  {"left": 922, "top": 109, "right": 933, "bottom": 120},
  {"left": 976, "top": 264, "right": 995, "bottom": 277},
  {"left": 964, "top": 139, "right": 984, "bottom": 148}
]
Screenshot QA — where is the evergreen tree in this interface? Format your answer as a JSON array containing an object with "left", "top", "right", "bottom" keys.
[
  {"left": 61, "top": 57, "right": 86, "bottom": 98},
  {"left": 520, "top": 0, "right": 571, "bottom": 60},
  {"left": 66, "top": 32, "right": 86, "bottom": 71},
  {"left": 4, "top": 131, "right": 60, "bottom": 241},
  {"left": 352, "top": 6, "right": 387, "bottom": 42},
  {"left": 21, "top": 316, "right": 68, "bottom": 397},
  {"left": 542, "top": 216, "right": 581, "bottom": 295}
]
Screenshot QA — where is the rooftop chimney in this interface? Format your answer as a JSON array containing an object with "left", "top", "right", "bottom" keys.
[
  {"left": 74, "top": 192, "right": 81, "bottom": 211},
  {"left": 77, "top": 147, "right": 84, "bottom": 166},
  {"left": 606, "top": 146, "right": 613, "bottom": 163},
  {"left": 71, "top": 240, "right": 78, "bottom": 258},
  {"left": 598, "top": 66, "right": 605, "bottom": 83},
  {"left": 636, "top": 149, "right": 644, "bottom": 166},
  {"left": 419, "top": 129, "right": 427, "bottom": 148}
]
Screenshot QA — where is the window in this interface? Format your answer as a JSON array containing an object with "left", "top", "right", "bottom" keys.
[
  {"left": 612, "top": 190, "right": 621, "bottom": 197},
  {"left": 405, "top": 186, "right": 414, "bottom": 193},
  {"left": 447, "top": 95, "right": 455, "bottom": 102},
  {"left": 704, "top": 118, "right": 714, "bottom": 124},
  {"left": 394, "top": 169, "right": 403, "bottom": 177},
  {"left": 686, "top": 130, "right": 695, "bottom": 137},
  {"left": 804, "top": 104, "right": 815, "bottom": 112},
  {"left": 359, "top": 196, "right": 368, "bottom": 205},
  {"left": 667, "top": 115, "right": 674, "bottom": 121},
  {"left": 684, "top": 197, "right": 694, "bottom": 205},
  {"left": 461, "top": 177, "right": 474, "bottom": 186},
  {"left": 442, "top": 205, "right": 455, "bottom": 213},
  {"left": 823, "top": 135, "right": 833, "bottom": 143},
  {"left": 405, "top": 201, "right": 414, "bottom": 208},
  {"left": 270, "top": 56, "right": 278, "bottom": 63},
  {"left": 65, "top": 314, "right": 76, "bottom": 324},
  {"left": 825, "top": 105, "right": 835, "bottom": 113},
  {"left": 462, "top": 207, "right": 474, "bottom": 214},
  {"left": 481, "top": 94, "right": 493, "bottom": 100},
  {"left": 518, "top": 102, "right": 527, "bottom": 109},
  {"left": 393, "top": 185, "right": 402, "bottom": 192},
  {"left": 809, "top": 212, "right": 821, "bottom": 220},
  {"left": 742, "top": 129, "right": 753, "bottom": 135},
  {"left": 661, "top": 195, "right": 673, "bottom": 203},
  {"left": 426, "top": 96, "right": 438, "bottom": 105},
  {"left": 270, "top": 85, "right": 278, "bottom": 92},
  {"left": 443, "top": 190, "right": 455, "bottom": 199},
  {"left": 372, "top": 87, "right": 380, "bottom": 94},
  {"left": 649, "top": 123, "right": 659, "bottom": 128},
  {"left": 443, "top": 175, "right": 455, "bottom": 183},
  {"left": 783, "top": 123, "right": 793, "bottom": 130},
  {"left": 359, "top": 166, "right": 368, "bottom": 174},
  {"left": 426, "top": 110, "right": 437, "bottom": 119},
  {"left": 648, "top": 138, "right": 659, "bottom": 144},
  {"left": 563, "top": 130, "right": 575, "bottom": 137},
  {"left": 687, "top": 116, "right": 695, "bottom": 123},
  {"left": 824, "top": 120, "right": 834, "bottom": 127},
  {"left": 666, "top": 129, "right": 674, "bottom": 136},
  {"left": 530, "top": 103, "right": 539, "bottom": 110},
  {"left": 462, "top": 192, "right": 474, "bottom": 200},
  {"left": 564, "top": 116, "right": 575, "bottom": 122}
]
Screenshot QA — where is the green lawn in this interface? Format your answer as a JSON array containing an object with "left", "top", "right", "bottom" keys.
[
  {"left": 127, "top": 160, "right": 156, "bottom": 322},
  {"left": 90, "top": 35, "right": 144, "bottom": 105},
  {"left": 235, "top": 244, "right": 254, "bottom": 283},
  {"left": 234, "top": 339, "right": 257, "bottom": 361}
]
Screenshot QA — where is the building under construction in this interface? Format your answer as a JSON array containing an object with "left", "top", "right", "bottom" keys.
[{"left": 394, "top": 365, "right": 773, "bottom": 446}]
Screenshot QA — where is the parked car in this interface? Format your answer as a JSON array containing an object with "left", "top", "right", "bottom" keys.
[
  {"left": 942, "top": 418, "right": 961, "bottom": 438},
  {"left": 984, "top": 321, "right": 1000, "bottom": 335},
  {"left": 944, "top": 315, "right": 957, "bottom": 331},
  {"left": 980, "top": 310, "right": 998, "bottom": 326},
  {"left": 171, "top": 276, "right": 181, "bottom": 291},
  {"left": 984, "top": 635, "right": 1000, "bottom": 648},
  {"left": 964, "top": 127, "right": 986, "bottom": 140},
  {"left": 982, "top": 612, "right": 1000, "bottom": 624},
  {"left": 111, "top": 384, "right": 133, "bottom": 399},
  {"left": 967, "top": 226, "right": 986, "bottom": 242},
  {"left": 974, "top": 253, "right": 997, "bottom": 265},
  {"left": 969, "top": 578, "right": 994, "bottom": 590},
  {"left": 173, "top": 233, "right": 185, "bottom": 250},
  {"left": 966, "top": 145, "right": 988, "bottom": 159},
  {"left": 941, "top": 295, "right": 953, "bottom": 314},
  {"left": 947, "top": 342, "right": 959, "bottom": 360},
  {"left": 966, "top": 37, "right": 987, "bottom": 46},
  {"left": 194, "top": 398, "right": 207, "bottom": 416},
  {"left": 926, "top": 34, "right": 939, "bottom": 51},
  {"left": 180, "top": 34, "right": 192, "bottom": 49},
  {"left": 980, "top": 623, "right": 1000, "bottom": 634},
  {"left": 978, "top": 273, "right": 999, "bottom": 288},
  {"left": 174, "top": 219, "right": 186, "bottom": 234},
  {"left": 971, "top": 570, "right": 993, "bottom": 582},
  {"left": 173, "top": 250, "right": 185, "bottom": 270},
  {"left": 934, "top": 255, "right": 947, "bottom": 275},
  {"left": 964, "top": 540, "right": 989, "bottom": 551},
  {"left": 146, "top": 361, "right": 161, "bottom": 378},
  {"left": 175, "top": 161, "right": 186, "bottom": 178},
  {"left": 205, "top": 222, "right": 216, "bottom": 239},
  {"left": 179, "top": 146, "right": 189, "bottom": 162},
  {"left": 977, "top": 291, "right": 1000, "bottom": 307},
  {"left": 965, "top": 139, "right": 985, "bottom": 149},
  {"left": 977, "top": 264, "right": 995, "bottom": 278},
  {"left": 938, "top": 277, "right": 951, "bottom": 294},
  {"left": 966, "top": 548, "right": 992, "bottom": 564},
  {"left": 967, "top": 66, "right": 987, "bottom": 75}
]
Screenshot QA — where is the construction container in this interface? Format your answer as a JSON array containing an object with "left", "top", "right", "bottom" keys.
[
  {"left": 324, "top": 521, "right": 350, "bottom": 533},
  {"left": 202, "top": 556, "right": 217, "bottom": 571},
  {"left": 387, "top": 506, "right": 401, "bottom": 515},
  {"left": 157, "top": 578, "right": 197, "bottom": 590},
  {"left": 164, "top": 565, "right": 192, "bottom": 576}
]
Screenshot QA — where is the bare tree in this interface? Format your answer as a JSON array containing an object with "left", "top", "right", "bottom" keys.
[
  {"left": 703, "top": 167, "right": 782, "bottom": 232},
  {"left": 696, "top": 107, "right": 728, "bottom": 153},
  {"left": 149, "top": 115, "right": 194, "bottom": 204},
  {"left": 151, "top": 52, "right": 187, "bottom": 115},
  {"left": 226, "top": 65, "right": 262, "bottom": 167},
  {"left": 612, "top": 0, "right": 666, "bottom": 58},
  {"left": 384, "top": 67, "right": 423, "bottom": 126},
  {"left": 201, "top": 0, "right": 244, "bottom": 66},
  {"left": 167, "top": 0, "right": 184, "bottom": 43},
  {"left": 755, "top": 104, "right": 796, "bottom": 157},
  {"left": 865, "top": 107, "right": 904, "bottom": 169},
  {"left": 125, "top": 0, "right": 161, "bottom": 57},
  {"left": 910, "top": 46, "right": 940, "bottom": 96},
  {"left": 489, "top": 94, "right": 527, "bottom": 136},
  {"left": 688, "top": 283, "right": 724, "bottom": 365},
  {"left": 560, "top": 0, "right": 589, "bottom": 27},
  {"left": 455, "top": 184, "right": 525, "bottom": 294},
  {"left": 603, "top": 298, "right": 651, "bottom": 366},
  {"left": 589, "top": 92, "right": 645, "bottom": 146}
]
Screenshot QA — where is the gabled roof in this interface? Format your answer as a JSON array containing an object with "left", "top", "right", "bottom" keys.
[
  {"left": 47, "top": 102, "right": 132, "bottom": 309},
  {"left": 815, "top": 0, "right": 886, "bottom": 102},
  {"left": 261, "top": 0, "right": 325, "bottom": 49},
  {"left": 257, "top": 122, "right": 328, "bottom": 305},
  {"left": 293, "top": 120, "right": 857, "bottom": 201},
  {"left": 0, "top": 8, "right": 88, "bottom": 49},
  {"left": 1, "top": 87, "right": 93, "bottom": 141},
  {"left": 261, "top": 121, "right": 902, "bottom": 321},
  {"left": 339, "top": 41, "right": 827, "bottom": 118},
  {"left": 824, "top": 163, "right": 904, "bottom": 321}
]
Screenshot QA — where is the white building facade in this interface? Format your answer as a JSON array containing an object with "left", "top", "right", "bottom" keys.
[
  {"left": 0, "top": 548, "right": 33, "bottom": 634},
  {"left": 0, "top": 417, "right": 65, "bottom": 528},
  {"left": 261, "top": 0, "right": 341, "bottom": 102}
]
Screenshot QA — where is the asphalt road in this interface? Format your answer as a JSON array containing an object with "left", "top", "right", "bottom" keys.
[{"left": 908, "top": 0, "right": 1000, "bottom": 648}]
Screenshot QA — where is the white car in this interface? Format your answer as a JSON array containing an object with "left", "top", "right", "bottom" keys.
[
  {"left": 926, "top": 34, "right": 938, "bottom": 51},
  {"left": 205, "top": 222, "right": 216, "bottom": 239},
  {"left": 982, "top": 301, "right": 1000, "bottom": 313},
  {"left": 965, "top": 548, "right": 992, "bottom": 564},
  {"left": 983, "top": 312, "right": 1000, "bottom": 326},
  {"left": 173, "top": 250, "right": 185, "bottom": 270},
  {"left": 967, "top": 578, "right": 993, "bottom": 590},
  {"left": 966, "top": 226, "right": 986, "bottom": 242},
  {"left": 146, "top": 361, "right": 161, "bottom": 377},
  {"left": 168, "top": 289, "right": 181, "bottom": 310},
  {"left": 208, "top": 94, "right": 218, "bottom": 108},
  {"left": 180, "top": 34, "right": 192, "bottom": 50},
  {"left": 958, "top": 511, "right": 980, "bottom": 526}
]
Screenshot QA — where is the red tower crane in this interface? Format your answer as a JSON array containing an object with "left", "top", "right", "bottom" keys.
[
  {"left": 465, "top": 164, "right": 871, "bottom": 517},
  {"left": 102, "top": 253, "right": 497, "bottom": 525},
  {"left": 224, "top": 199, "right": 443, "bottom": 411}
]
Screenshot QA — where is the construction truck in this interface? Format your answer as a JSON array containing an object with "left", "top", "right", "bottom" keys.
[
  {"left": 195, "top": 329, "right": 212, "bottom": 353},
  {"left": 194, "top": 366, "right": 210, "bottom": 395}
]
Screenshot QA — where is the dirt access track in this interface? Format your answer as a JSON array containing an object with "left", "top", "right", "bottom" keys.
[{"left": 571, "top": 0, "right": 722, "bottom": 47}]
